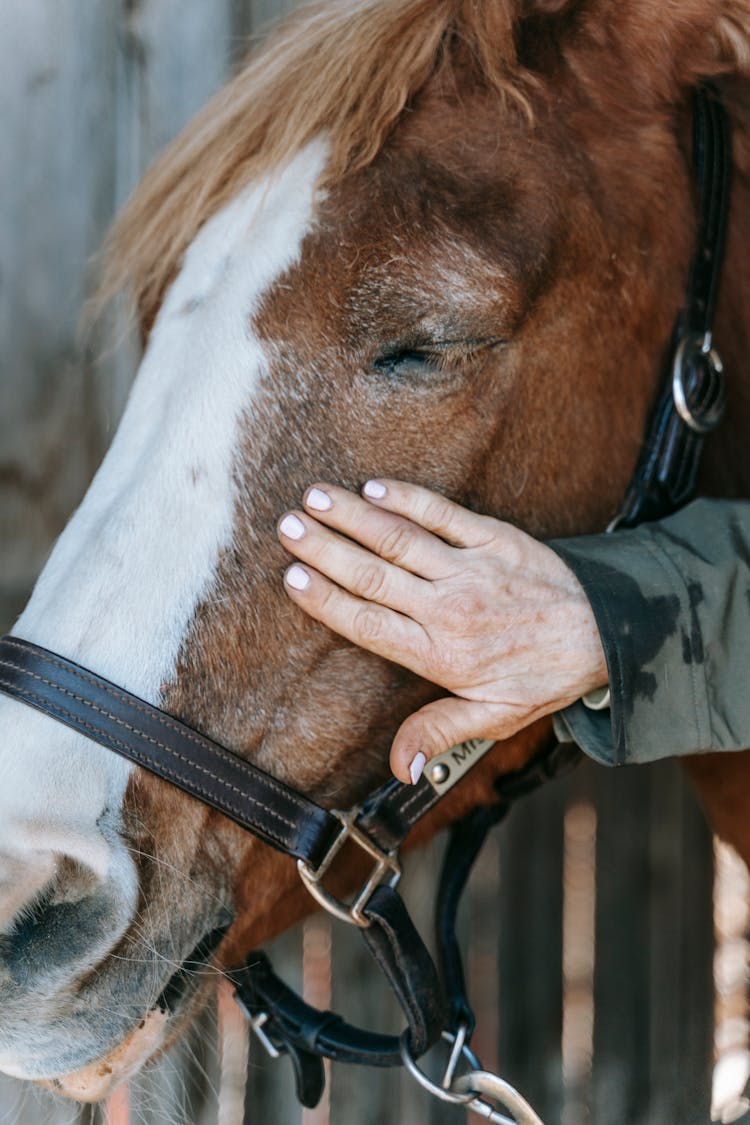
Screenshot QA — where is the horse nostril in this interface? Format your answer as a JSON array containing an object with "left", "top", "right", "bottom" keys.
[
  {"left": 0, "top": 836, "right": 138, "bottom": 990},
  {"left": 7, "top": 856, "right": 103, "bottom": 942},
  {"left": 0, "top": 877, "right": 135, "bottom": 991},
  {"left": 0, "top": 851, "right": 106, "bottom": 940}
]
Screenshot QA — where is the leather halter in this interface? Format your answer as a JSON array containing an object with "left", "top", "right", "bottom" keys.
[
  {"left": 612, "top": 83, "right": 730, "bottom": 529},
  {"left": 0, "top": 83, "right": 731, "bottom": 1122}
]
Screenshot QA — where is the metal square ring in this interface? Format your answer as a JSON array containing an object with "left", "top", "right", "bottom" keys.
[{"left": 297, "top": 809, "right": 401, "bottom": 927}]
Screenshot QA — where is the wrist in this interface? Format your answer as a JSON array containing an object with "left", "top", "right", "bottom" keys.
[{"left": 565, "top": 581, "right": 608, "bottom": 698}]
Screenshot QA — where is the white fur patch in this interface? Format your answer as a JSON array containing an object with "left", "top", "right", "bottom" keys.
[{"left": 0, "top": 141, "right": 328, "bottom": 933}]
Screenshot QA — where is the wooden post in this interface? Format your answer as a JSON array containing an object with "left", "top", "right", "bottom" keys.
[{"left": 103, "top": 1083, "right": 131, "bottom": 1125}]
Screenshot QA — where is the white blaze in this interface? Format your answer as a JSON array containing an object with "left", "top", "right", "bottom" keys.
[{"left": 0, "top": 141, "right": 327, "bottom": 931}]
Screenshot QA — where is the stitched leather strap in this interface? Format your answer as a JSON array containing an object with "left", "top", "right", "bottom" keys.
[
  {"left": 357, "top": 775, "right": 441, "bottom": 852},
  {"left": 0, "top": 636, "right": 341, "bottom": 867},
  {"left": 0, "top": 633, "right": 493, "bottom": 864},
  {"left": 0, "top": 635, "right": 505, "bottom": 865},
  {"left": 357, "top": 735, "right": 578, "bottom": 854},
  {"left": 361, "top": 884, "right": 447, "bottom": 1054},
  {"left": 436, "top": 805, "right": 510, "bottom": 1037},
  {"left": 686, "top": 82, "right": 731, "bottom": 337},
  {"left": 614, "top": 82, "right": 731, "bottom": 529}
]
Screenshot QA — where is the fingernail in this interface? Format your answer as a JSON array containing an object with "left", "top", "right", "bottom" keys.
[
  {"left": 363, "top": 480, "right": 387, "bottom": 499},
  {"left": 409, "top": 752, "right": 426, "bottom": 785},
  {"left": 307, "top": 487, "right": 332, "bottom": 512},
  {"left": 279, "top": 514, "right": 305, "bottom": 540},
  {"left": 286, "top": 565, "right": 310, "bottom": 591}
]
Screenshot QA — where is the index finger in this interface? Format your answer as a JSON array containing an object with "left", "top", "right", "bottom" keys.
[
  {"left": 301, "top": 484, "right": 455, "bottom": 580},
  {"left": 360, "top": 479, "right": 498, "bottom": 549}
]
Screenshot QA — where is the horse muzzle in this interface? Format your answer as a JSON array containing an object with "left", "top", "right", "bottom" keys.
[{"left": 0, "top": 913, "right": 231, "bottom": 1097}]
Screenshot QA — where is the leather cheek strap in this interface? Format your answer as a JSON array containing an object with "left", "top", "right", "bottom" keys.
[
  {"left": 233, "top": 885, "right": 447, "bottom": 1106},
  {"left": 360, "top": 884, "right": 447, "bottom": 1056}
]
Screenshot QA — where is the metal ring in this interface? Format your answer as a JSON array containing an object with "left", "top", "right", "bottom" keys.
[
  {"left": 400, "top": 1030, "right": 546, "bottom": 1124},
  {"left": 297, "top": 808, "right": 401, "bottom": 928},
  {"left": 443, "top": 1022, "right": 469, "bottom": 1089},
  {"left": 672, "top": 331, "right": 725, "bottom": 434},
  {"left": 399, "top": 1030, "right": 478, "bottom": 1106}
]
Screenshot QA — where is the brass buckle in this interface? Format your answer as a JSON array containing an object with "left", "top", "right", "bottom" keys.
[{"left": 297, "top": 809, "right": 401, "bottom": 928}]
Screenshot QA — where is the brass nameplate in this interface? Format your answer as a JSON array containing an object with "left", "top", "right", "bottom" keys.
[{"left": 425, "top": 737, "right": 496, "bottom": 795}]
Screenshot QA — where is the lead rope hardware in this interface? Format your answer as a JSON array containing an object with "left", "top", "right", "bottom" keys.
[
  {"left": 294, "top": 804, "right": 548, "bottom": 1122},
  {"left": 400, "top": 1028, "right": 544, "bottom": 1125},
  {"left": 292, "top": 810, "right": 549, "bottom": 1124},
  {"left": 260, "top": 747, "right": 584, "bottom": 1116}
]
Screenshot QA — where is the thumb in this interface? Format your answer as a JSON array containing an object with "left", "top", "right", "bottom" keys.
[{"left": 390, "top": 697, "right": 519, "bottom": 785}]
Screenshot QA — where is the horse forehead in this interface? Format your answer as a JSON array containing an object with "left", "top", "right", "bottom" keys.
[
  {"left": 163, "top": 141, "right": 329, "bottom": 316},
  {"left": 266, "top": 150, "right": 558, "bottom": 347},
  {"left": 2, "top": 142, "right": 330, "bottom": 837}
]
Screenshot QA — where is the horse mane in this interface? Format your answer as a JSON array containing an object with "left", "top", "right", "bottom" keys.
[
  {"left": 99, "top": 0, "right": 527, "bottom": 326},
  {"left": 99, "top": 0, "right": 750, "bottom": 328}
]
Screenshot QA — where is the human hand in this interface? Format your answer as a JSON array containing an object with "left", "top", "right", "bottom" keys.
[{"left": 277, "top": 480, "right": 607, "bottom": 784}]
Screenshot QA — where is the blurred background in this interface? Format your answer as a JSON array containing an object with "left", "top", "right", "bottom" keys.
[{"left": 1, "top": 2, "right": 748, "bottom": 1123}]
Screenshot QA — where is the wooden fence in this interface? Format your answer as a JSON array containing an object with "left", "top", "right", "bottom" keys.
[{"left": 1, "top": 3, "right": 748, "bottom": 1124}]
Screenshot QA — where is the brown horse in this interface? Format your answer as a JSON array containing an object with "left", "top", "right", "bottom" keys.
[{"left": 1, "top": 0, "right": 750, "bottom": 1105}]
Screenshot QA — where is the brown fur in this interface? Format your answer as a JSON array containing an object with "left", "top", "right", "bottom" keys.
[
  {"left": 97, "top": 0, "right": 750, "bottom": 1076},
  {"left": 98, "top": 0, "right": 750, "bottom": 328}
]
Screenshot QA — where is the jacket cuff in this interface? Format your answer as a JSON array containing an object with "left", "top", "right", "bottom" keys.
[{"left": 548, "top": 527, "right": 711, "bottom": 766}]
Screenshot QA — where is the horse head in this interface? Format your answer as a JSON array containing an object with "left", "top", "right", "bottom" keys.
[{"left": 2, "top": 0, "right": 749, "bottom": 1100}]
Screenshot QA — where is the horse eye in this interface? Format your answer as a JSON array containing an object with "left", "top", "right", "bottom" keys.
[
  {"left": 371, "top": 348, "right": 434, "bottom": 378},
  {"left": 371, "top": 338, "right": 507, "bottom": 381}
]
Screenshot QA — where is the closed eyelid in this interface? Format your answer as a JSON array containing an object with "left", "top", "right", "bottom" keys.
[{"left": 372, "top": 336, "right": 507, "bottom": 366}]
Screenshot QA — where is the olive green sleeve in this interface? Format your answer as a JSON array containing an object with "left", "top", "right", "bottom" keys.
[{"left": 547, "top": 499, "right": 750, "bottom": 766}]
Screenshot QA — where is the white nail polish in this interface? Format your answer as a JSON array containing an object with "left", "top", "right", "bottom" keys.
[
  {"left": 363, "top": 480, "right": 387, "bottom": 499},
  {"left": 286, "top": 565, "right": 310, "bottom": 591},
  {"left": 280, "top": 514, "right": 305, "bottom": 540},
  {"left": 307, "top": 488, "right": 332, "bottom": 512},
  {"left": 409, "top": 752, "right": 426, "bottom": 785}
]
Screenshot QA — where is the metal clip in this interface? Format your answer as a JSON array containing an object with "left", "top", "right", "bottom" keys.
[
  {"left": 400, "top": 1030, "right": 480, "bottom": 1110},
  {"left": 297, "top": 808, "right": 401, "bottom": 927},
  {"left": 453, "top": 1070, "right": 545, "bottom": 1125},
  {"left": 400, "top": 1030, "right": 545, "bottom": 1125}
]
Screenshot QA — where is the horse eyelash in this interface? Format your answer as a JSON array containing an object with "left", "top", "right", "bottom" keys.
[{"left": 372, "top": 336, "right": 506, "bottom": 376}]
